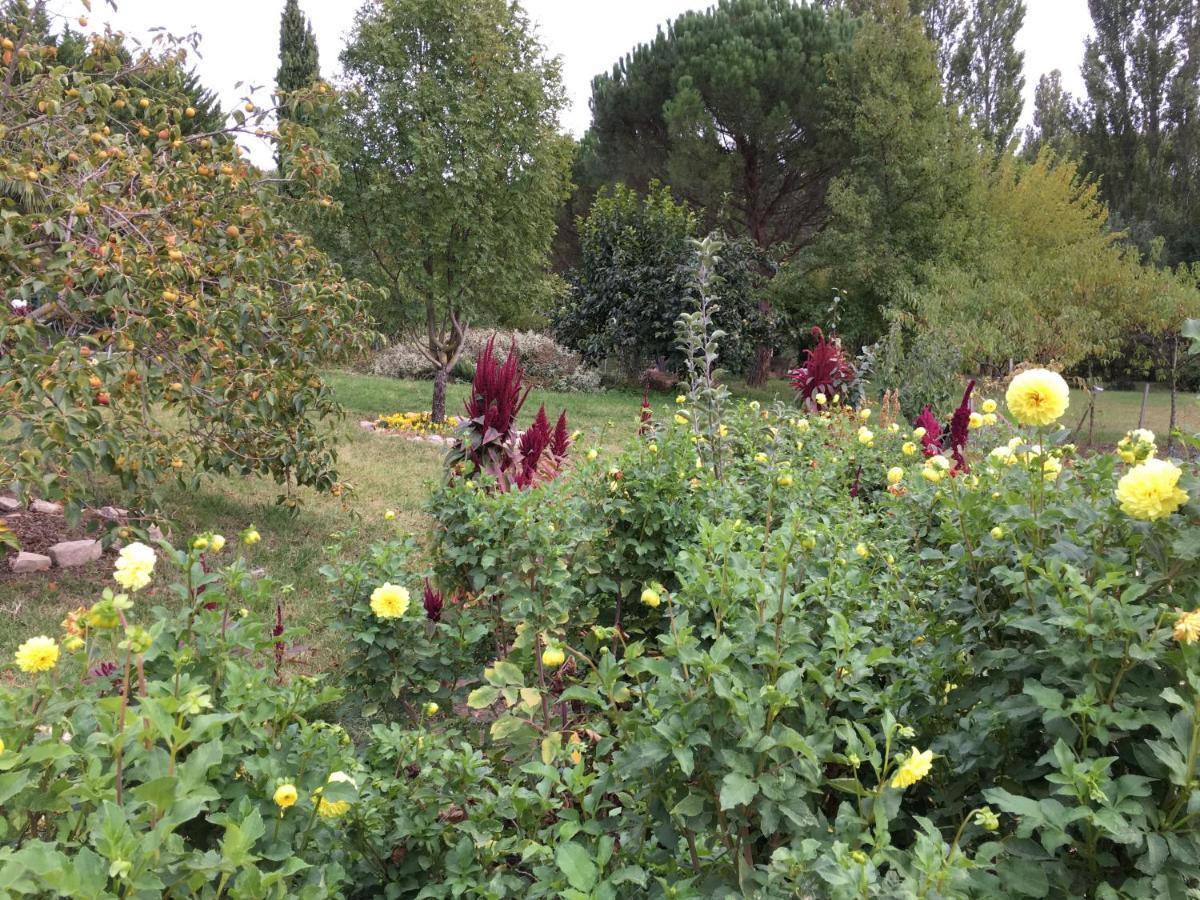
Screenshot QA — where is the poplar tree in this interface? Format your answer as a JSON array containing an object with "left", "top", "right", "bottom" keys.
[
  {"left": 949, "top": 0, "right": 1026, "bottom": 150},
  {"left": 1082, "top": 0, "right": 1200, "bottom": 262}
]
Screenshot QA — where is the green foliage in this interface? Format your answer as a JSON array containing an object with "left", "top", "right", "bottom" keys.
[
  {"left": 585, "top": 0, "right": 856, "bottom": 251},
  {"left": 867, "top": 317, "right": 964, "bottom": 419},
  {"left": 0, "top": 29, "right": 373, "bottom": 515},
  {"left": 915, "top": 151, "right": 1200, "bottom": 370},
  {"left": 277, "top": 0, "right": 320, "bottom": 97},
  {"left": 790, "top": 4, "right": 980, "bottom": 351},
  {"left": 6, "top": 378, "right": 1200, "bottom": 896},
  {"left": 947, "top": 0, "right": 1026, "bottom": 151},
  {"left": 1081, "top": 0, "right": 1200, "bottom": 264},
  {"left": 0, "top": 541, "right": 356, "bottom": 897},
  {"left": 323, "top": 0, "right": 573, "bottom": 381},
  {"left": 555, "top": 183, "right": 767, "bottom": 378}
]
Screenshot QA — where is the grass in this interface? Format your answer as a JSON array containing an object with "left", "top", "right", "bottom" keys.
[{"left": 1, "top": 372, "right": 1195, "bottom": 663}]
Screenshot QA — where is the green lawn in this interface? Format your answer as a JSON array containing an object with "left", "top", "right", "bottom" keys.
[{"left": 1, "top": 372, "right": 1195, "bottom": 663}]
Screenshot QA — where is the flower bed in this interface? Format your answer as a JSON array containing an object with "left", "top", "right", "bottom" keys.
[{"left": 4, "top": 353, "right": 1199, "bottom": 896}]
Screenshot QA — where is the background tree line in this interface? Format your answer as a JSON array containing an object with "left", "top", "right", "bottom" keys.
[{"left": 279, "top": 0, "right": 1200, "bottom": 415}]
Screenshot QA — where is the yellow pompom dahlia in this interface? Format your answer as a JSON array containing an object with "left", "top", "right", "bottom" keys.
[
  {"left": 1173, "top": 609, "right": 1200, "bottom": 645},
  {"left": 1005, "top": 369, "right": 1070, "bottom": 426},
  {"left": 15, "top": 636, "right": 59, "bottom": 673},
  {"left": 112, "top": 541, "right": 156, "bottom": 592},
  {"left": 369, "top": 583, "right": 410, "bottom": 619},
  {"left": 1116, "top": 459, "right": 1188, "bottom": 521}
]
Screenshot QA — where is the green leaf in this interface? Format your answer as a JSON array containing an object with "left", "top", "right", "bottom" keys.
[
  {"left": 555, "top": 841, "right": 598, "bottom": 892},
  {"left": 719, "top": 772, "right": 758, "bottom": 810},
  {"left": 467, "top": 685, "right": 499, "bottom": 709},
  {"left": 670, "top": 793, "right": 705, "bottom": 818}
]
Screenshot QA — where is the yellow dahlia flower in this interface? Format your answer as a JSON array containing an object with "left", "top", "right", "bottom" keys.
[
  {"left": 273, "top": 783, "right": 298, "bottom": 809},
  {"left": 891, "top": 748, "right": 934, "bottom": 789},
  {"left": 113, "top": 541, "right": 156, "bottom": 592},
  {"left": 1115, "top": 459, "right": 1188, "bottom": 521},
  {"left": 902, "top": 442, "right": 917, "bottom": 456},
  {"left": 887, "top": 466, "right": 904, "bottom": 485},
  {"left": 981, "top": 399, "right": 997, "bottom": 414},
  {"left": 1005, "top": 369, "right": 1069, "bottom": 426},
  {"left": 315, "top": 771, "right": 355, "bottom": 818},
  {"left": 641, "top": 587, "right": 661, "bottom": 607},
  {"left": 369, "top": 583, "right": 410, "bottom": 619},
  {"left": 1173, "top": 609, "right": 1200, "bottom": 644},
  {"left": 15, "top": 636, "right": 59, "bottom": 673}
]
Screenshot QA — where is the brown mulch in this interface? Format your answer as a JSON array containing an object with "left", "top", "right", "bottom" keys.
[{"left": 1, "top": 496, "right": 115, "bottom": 577}]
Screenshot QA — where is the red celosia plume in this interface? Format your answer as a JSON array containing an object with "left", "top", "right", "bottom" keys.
[
  {"left": 788, "top": 327, "right": 855, "bottom": 409},
  {"left": 914, "top": 406, "right": 944, "bottom": 458},
  {"left": 550, "top": 410, "right": 570, "bottom": 459},
  {"left": 947, "top": 380, "right": 976, "bottom": 471}
]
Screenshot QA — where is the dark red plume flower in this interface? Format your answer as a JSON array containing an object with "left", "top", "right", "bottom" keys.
[
  {"left": 423, "top": 579, "right": 443, "bottom": 623},
  {"left": 638, "top": 392, "right": 652, "bottom": 436},
  {"left": 850, "top": 464, "right": 862, "bottom": 498},
  {"left": 550, "top": 410, "right": 570, "bottom": 459},
  {"left": 464, "top": 335, "right": 529, "bottom": 469},
  {"left": 914, "top": 407, "right": 944, "bottom": 458},
  {"left": 273, "top": 601, "right": 285, "bottom": 679},
  {"left": 947, "top": 380, "right": 976, "bottom": 471},
  {"left": 788, "top": 327, "right": 855, "bottom": 409},
  {"left": 517, "top": 405, "right": 552, "bottom": 487}
]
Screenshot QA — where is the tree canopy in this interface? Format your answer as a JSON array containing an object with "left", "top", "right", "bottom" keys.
[{"left": 322, "top": 0, "right": 573, "bottom": 420}]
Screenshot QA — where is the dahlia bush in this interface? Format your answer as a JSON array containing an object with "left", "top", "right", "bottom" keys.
[{"left": 6, "top": 367, "right": 1200, "bottom": 897}]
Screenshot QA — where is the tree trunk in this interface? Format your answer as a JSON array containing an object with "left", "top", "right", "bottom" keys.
[
  {"left": 745, "top": 296, "right": 774, "bottom": 387},
  {"left": 431, "top": 367, "right": 449, "bottom": 424}
]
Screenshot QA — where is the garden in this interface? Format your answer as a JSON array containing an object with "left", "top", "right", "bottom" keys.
[{"left": 3, "top": 0, "right": 1200, "bottom": 897}]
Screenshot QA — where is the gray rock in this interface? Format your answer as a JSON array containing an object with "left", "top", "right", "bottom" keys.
[
  {"left": 97, "top": 506, "right": 128, "bottom": 521},
  {"left": 10, "top": 551, "right": 51, "bottom": 573},
  {"left": 30, "top": 499, "right": 64, "bottom": 515},
  {"left": 47, "top": 539, "right": 102, "bottom": 568},
  {"left": 359, "top": 420, "right": 377, "bottom": 431},
  {"left": 0, "top": 496, "right": 20, "bottom": 512}
]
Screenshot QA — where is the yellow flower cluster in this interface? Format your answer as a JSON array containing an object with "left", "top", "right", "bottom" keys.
[
  {"left": 1115, "top": 459, "right": 1189, "bottom": 521},
  {"left": 376, "top": 411, "right": 460, "bottom": 436},
  {"left": 1116, "top": 428, "right": 1157, "bottom": 465}
]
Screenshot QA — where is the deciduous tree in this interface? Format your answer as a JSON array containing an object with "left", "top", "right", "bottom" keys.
[
  {"left": 0, "top": 27, "right": 372, "bottom": 514},
  {"left": 326, "top": 0, "right": 573, "bottom": 421}
]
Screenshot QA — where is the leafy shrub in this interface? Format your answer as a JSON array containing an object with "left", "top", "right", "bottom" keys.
[
  {"left": 9, "top": 372, "right": 1199, "bottom": 898},
  {"left": 554, "top": 182, "right": 770, "bottom": 379},
  {"left": 0, "top": 26, "right": 373, "bottom": 514},
  {"left": 0, "top": 538, "right": 358, "bottom": 896},
  {"left": 367, "top": 330, "right": 601, "bottom": 393}
]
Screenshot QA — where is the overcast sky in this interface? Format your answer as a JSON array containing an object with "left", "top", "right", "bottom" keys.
[{"left": 48, "top": 0, "right": 1093, "bottom": 167}]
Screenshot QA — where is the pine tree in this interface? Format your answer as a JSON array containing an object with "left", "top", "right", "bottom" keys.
[
  {"left": 277, "top": 0, "right": 320, "bottom": 96},
  {"left": 949, "top": 0, "right": 1026, "bottom": 150}
]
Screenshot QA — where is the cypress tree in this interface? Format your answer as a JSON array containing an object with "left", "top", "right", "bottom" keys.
[{"left": 277, "top": 0, "right": 320, "bottom": 96}]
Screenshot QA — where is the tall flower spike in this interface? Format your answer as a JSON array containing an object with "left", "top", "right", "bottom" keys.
[
  {"left": 423, "top": 579, "right": 444, "bottom": 623},
  {"left": 914, "top": 406, "right": 944, "bottom": 457},
  {"left": 947, "top": 380, "right": 976, "bottom": 472},
  {"left": 550, "top": 410, "right": 570, "bottom": 460},
  {"left": 517, "top": 405, "right": 551, "bottom": 488},
  {"left": 638, "top": 392, "right": 652, "bottom": 436}
]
